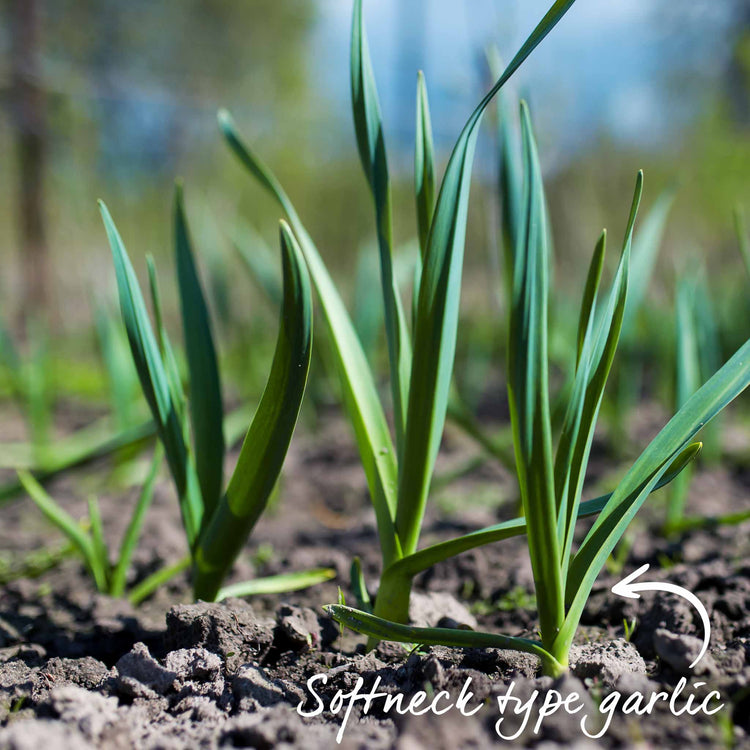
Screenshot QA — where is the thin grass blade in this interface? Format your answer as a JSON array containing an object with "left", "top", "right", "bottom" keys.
[
  {"left": 325, "top": 604, "right": 560, "bottom": 671},
  {"left": 352, "top": 0, "right": 411, "bottom": 456},
  {"left": 128, "top": 555, "right": 191, "bottom": 606},
  {"left": 111, "top": 444, "right": 164, "bottom": 597},
  {"left": 505, "top": 101, "right": 562, "bottom": 642},
  {"left": 622, "top": 188, "right": 675, "bottom": 334},
  {"left": 232, "top": 219, "right": 283, "bottom": 306},
  {"left": 175, "top": 185, "right": 225, "bottom": 520},
  {"left": 396, "top": 2, "right": 579, "bottom": 558},
  {"left": 574, "top": 230, "right": 606, "bottom": 368},
  {"left": 555, "top": 174, "right": 642, "bottom": 574},
  {"left": 350, "top": 557, "right": 372, "bottom": 612},
  {"left": 87, "top": 494, "right": 110, "bottom": 589},
  {"left": 100, "top": 202, "right": 202, "bottom": 545},
  {"left": 193, "top": 221, "right": 313, "bottom": 601},
  {"left": 387, "top": 445, "right": 695, "bottom": 581},
  {"left": 415, "top": 71, "right": 435, "bottom": 261},
  {"left": 666, "top": 277, "right": 701, "bottom": 528},
  {"left": 17, "top": 470, "right": 107, "bottom": 591},
  {"left": 218, "top": 111, "right": 401, "bottom": 567},
  {"left": 564, "top": 338, "right": 750, "bottom": 631},
  {"left": 486, "top": 45, "right": 523, "bottom": 284},
  {"left": 94, "top": 305, "right": 138, "bottom": 430},
  {"left": 146, "top": 256, "right": 188, "bottom": 426},
  {"left": 216, "top": 569, "right": 336, "bottom": 601}
]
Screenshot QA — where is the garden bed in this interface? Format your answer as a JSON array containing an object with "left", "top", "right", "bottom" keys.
[{"left": 0, "top": 411, "right": 749, "bottom": 748}]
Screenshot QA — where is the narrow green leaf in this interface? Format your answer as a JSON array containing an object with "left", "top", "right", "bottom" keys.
[
  {"left": 352, "top": 242, "right": 385, "bottom": 360},
  {"left": 219, "top": 111, "right": 401, "bottom": 568},
  {"left": 87, "top": 494, "right": 110, "bottom": 589},
  {"left": 216, "top": 569, "right": 336, "bottom": 601},
  {"left": 575, "top": 230, "right": 606, "bottom": 368},
  {"left": 94, "top": 305, "right": 138, "bottom": 430},
  {"left": 193, "top": 221, "right": 313, "bottom": 601},
  {"left": 99, "top": 201, "right": 202, "bottom": 546},
  {"left": 146, "top": 256, "right": 188, "bottom": 427},
  {"left": 554, "top": 173, "right": 643, "bottom": 574},
  {"left": 111, "top": 444, "right": 164, "bottom": 597},
  {"left": 622, "top": 188, "right": 675, "bottom": 334},
  {"left": 128, "top": 555, "right": 191, "bottom": 606},
  {"left": 17, "top": 470, "right": 108, "bottom": 592},
  {"left": 325, "top": 604, "right": 561, "bottom": 671},
  {"left": 351, "top": 0, "right": 411, "bottom": 457},
  {"left": 175, "top": 184, "right": 225, "bottom": 521},
  {"left": 505, "top": 100, "right": 562, "bottom": 644},
  {"left": 555, "top": 442, "right": 702, "bottom": 656},
  {"left": 396, "top": 2, "right": 579, "bottom": 558},
  {"left": 415, "top": 70, "right": 436, "bottom": 261},
  {"left": 675, "top": 278, "right": 701, "bottom": 409},
  {"left": 564, "top": 337, "right": 750, "bottom": 634},
  {"left": 692, "top": 273, "right": 722, "bottom": 463},
  {"left": 232, "top": 219, "right": 283, "bottom": 306},
  {"left": 486, "top": 45, "right": 523, "bottom": 284},
  {"left": 666, "top": 277, "right": 701, "bottom": 528},
  {"left": 350, "top": 557, "right": 372, "bottom": 612},
  {"left": 387, "top": 445, "right": 695, "bottom": 581}
]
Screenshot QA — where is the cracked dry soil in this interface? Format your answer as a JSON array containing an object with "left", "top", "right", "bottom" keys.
[{"left": 1, "top": 413, "right": 750, "bottom": 748}]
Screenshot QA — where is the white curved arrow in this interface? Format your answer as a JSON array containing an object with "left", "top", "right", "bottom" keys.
[{"left": 612, "top": 563, "right": 711, "bottom": 669}]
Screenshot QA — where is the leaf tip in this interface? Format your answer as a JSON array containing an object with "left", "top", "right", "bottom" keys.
[{"left": 217, "top": 108, "right": 234, "bottom": 135}]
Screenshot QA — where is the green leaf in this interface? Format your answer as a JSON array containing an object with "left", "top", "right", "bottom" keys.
[
  {"left": 554, "top": 173, "right": 642, "bottom": 575},
  {"left": 506, "top": 101, "right": 562, "bottom": 642},
  {"left": 325, "top": 604, "right": 562, "bottom": 673},
  {"left": 94, "top": 304, "right": 139, "bottom": 430},
  {"left": 352, "top": 242, "right": 385, "bottom": 360},
  {"left": 351, "top": 0, "right": 411, "bottom": 457},
  {"left": 622, "top": 187, "right": 675, "bottom": 335},
  {"left": 146, "top": 256, "right": 189, "bottom": 429},
  {"left": 193, "top": 221, "right": 313, "bottom": 601},
  {"left": 99, "top": 201, "right": 203, "bottom": 546},
  {"left": 232, "top": 219, "right": 283, "bottom": 306},
  {"left": 386, "top": 446, "right": 694, "bottom": 581},
  {"left": 575, "top": 230, "right": 606, "bottom": 369},
  {"left": 675, "top": 277, "right": 701, "bottom": 410},
  {"left": 415, "top": 71, "right": 436, "bottom": 261},
  {"left": 665, "top": 277, "right": 701, "bottom": 528},
  {"left": 216, "top": 569, "right": 336, "bottom": 601},
  {"left": 218, "top": 110, "right": 401, "bottom": 568},
  {"left": 111, "top": 444, "right": 164, "bottom": 597},
  {"left": 396, "top": 1, "right": 579, "bottom": 558},
  {"left": 17, "top": 470, "right": 108, "bottom": 592},
  {"left": 174, "top": 184, "right": 225, "bottom": 521},
  {"left": 128, "top": 555, "right": 191, "bottom": 606},
  {"left": 562, "top": 337, "right": 750, "bottom": 647},
  {"left": 350, "top": 556, "right": 372, "bottom": 612},
  {"left": 486, "top": 45, "right": 523, "bottom": 284}
]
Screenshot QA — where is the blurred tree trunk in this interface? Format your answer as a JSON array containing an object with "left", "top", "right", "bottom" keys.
[{"left": 9, "top": 0, "right": 49, "bottom": 336}]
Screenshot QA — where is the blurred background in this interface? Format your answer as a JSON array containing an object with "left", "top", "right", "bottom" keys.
[{"left": 0, "top": 0, "right": 747, "bottom": 382}]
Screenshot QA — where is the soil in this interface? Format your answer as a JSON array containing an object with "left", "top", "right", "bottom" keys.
[{"left": 1, "top": 405, "right": 750, "bottom": 748}]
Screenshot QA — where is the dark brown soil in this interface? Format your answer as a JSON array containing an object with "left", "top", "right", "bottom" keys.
[{"left": 0, "top": 406, "right": 749, "bottom": 748}]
